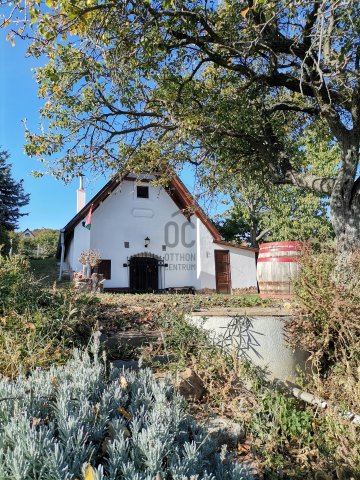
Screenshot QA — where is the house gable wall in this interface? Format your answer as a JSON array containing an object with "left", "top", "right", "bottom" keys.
[
  {"left": 214, "top": 243, "right": 258, "bottom": 290},
  {"left": 64, "top": 178, "right": 258, "bottom": 291},
  {"left": 68, "top": 179, "right": 198, "bottom": 288}
]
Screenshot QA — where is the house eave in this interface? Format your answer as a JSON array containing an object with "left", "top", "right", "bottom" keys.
[
  {"left": 213, "top": 239, "right": 259, "bottom": 253},
  {"left": 60, "top": 172, "right": 223, "bottom": 244}
]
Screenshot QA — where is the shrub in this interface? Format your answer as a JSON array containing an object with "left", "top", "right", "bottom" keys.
[
  {"left": 286, "top": 242, "right": 360, "bottom": 409},
  {"left": 0, "top": 345, "right": 251, "bottom": 480},
  {"left": 249, "top": 388, "right": 315, "bottom": 477},
  {"left": 17, "top": 229, "right": 59, "bottom": 258},
  {"left": 0, "top": 255, "right": 99, "bottom": 377},
  {"left": 0, "top": 255, "right": 43, "bottom": 314}
]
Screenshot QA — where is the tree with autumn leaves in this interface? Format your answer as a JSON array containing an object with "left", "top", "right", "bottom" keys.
[{"left": 1, "top": 0, "right": 360, "bottom": 254}]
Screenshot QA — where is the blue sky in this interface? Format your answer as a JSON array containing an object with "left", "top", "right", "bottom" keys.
[
  {"left": 0, "top": 31, "right": 81, "bottom": 231},
  {"left": 0, "top": 31, "right": 226, "bottom": 232}
]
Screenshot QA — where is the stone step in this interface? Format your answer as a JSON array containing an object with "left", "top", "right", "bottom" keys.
[
  {"left": 100, "top": 330, "right": 164, "bottom": 350},
  {"left": 111, "top": 354, "right": 174, "bottom": 370},
  {"left": 112, "top": 359, "right": 140, "bottom": 370}
]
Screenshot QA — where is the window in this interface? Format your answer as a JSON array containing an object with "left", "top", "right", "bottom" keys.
[
  {"left": 137, "top": 185, "right": 149, "bottom": 198},
  {"left": 96, "top": 259, "right": 111, "bottom": 280},
  {"left": 124, "top": 241, "right": 129, "bottom": 248}
]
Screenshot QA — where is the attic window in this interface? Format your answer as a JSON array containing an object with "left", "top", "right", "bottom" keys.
[{"left": 137, "top": 186, "right": 149, "bottom": 199}]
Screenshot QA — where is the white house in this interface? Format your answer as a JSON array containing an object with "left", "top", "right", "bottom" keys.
[
  {"left": 58, "top": 173, "right": 258, "bottom": 293},
  {"left": 21, "top": 228, "right": 35, "bottom": 238}
]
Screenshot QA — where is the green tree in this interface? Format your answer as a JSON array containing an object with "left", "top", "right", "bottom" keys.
[
  {"left": 0, "top": 149, "right": 29, "bottom": 250},
  {"left": 2, "top": 0, "right": 360, "bottom": 251},
  {"left": 0, "top": 225, "right": 10, "bottom": 253},
  {"left": 213, "top": 122, "right": 337, "bottom": 247},
  {"left": 17, "top": 228, "right": 59, "bottom": 258},
  {"left": 32, "top": 229, "right": 58, "bottom": 257},
  {"left": 216, "top": 184, "right": 333, "bottom": 248}
]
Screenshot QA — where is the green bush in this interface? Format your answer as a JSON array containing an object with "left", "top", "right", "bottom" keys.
[
  {"left": 0, "top": 345, "right": 251, "bottom": 480},
  {"left": 251, "top": 388, "right": 313, "bottom": 447},
  {"left": 16, "top": 229, "right": 59, "bottom": 259},
  {"left": 0, "top": 255, "right": 43, "bottom": 314},
  {"left": 0, "top": 255, "right": 99, "bottom": 377}
]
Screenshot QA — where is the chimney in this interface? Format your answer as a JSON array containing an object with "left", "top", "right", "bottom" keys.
[{"left": 76, "top": 175, "right": 86, "bottom": 213}]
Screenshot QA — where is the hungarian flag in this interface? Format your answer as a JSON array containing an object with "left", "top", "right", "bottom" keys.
[{"left": 84, "top": 204, "right": 93, "bottom": 230}]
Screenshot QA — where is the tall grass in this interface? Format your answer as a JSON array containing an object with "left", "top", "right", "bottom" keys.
[{"left": 0, "top": 255, "right": 99, "bottom": 378}]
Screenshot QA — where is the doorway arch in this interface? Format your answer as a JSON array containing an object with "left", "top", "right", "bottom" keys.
[{"left": 128, "top": 252, "right": 161, "bottom": 292}]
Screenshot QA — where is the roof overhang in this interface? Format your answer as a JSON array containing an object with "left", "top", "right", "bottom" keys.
[{"left": 213, "top": 239, "right": 259, "bottom": 253}]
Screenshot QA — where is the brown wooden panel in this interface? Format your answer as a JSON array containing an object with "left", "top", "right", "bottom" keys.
[{"left": 214, "top": 250, "right": 231, "bottom": 294}]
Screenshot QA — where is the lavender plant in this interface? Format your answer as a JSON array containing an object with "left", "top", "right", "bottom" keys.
[{"left": 0, "top": 342, "right": 251, "bottom": 480}]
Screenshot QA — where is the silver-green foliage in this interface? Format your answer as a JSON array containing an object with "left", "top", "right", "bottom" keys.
[{"left": 0, "top": 344, "right": 251, "bottom": 480}]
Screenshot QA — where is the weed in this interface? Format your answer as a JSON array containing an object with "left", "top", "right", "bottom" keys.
[
  {"left": 0, "top": 255, "right": 99, "bottom": 378},
  {"left": 287, "top": 242, "right": 360, "bottom": 411}
]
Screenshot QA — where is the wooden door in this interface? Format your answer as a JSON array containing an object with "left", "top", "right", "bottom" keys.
[
  {"left": 214, "top": 250, "right": 231, "bottom": 294},
  {"left": 129, "top": 257, "right": 159, "bottom": 292}
]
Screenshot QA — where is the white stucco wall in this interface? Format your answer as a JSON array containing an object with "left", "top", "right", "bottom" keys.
[
  {"left": 196, "top": 217, "right": 217, "bottom": 290},
  {"left": 65, "top": 234, "right": 74, "bottom": 270},
  {"left": 68, "top": 221, "right": 90, "bottom": 273},
  {"left": 68, "top": 180, "right": 197, "bottom": 288},
  {"left": 215, "top": 244, "right": 258, "bottom": 290},
  {"left": 64, "top": 179, "right": 257, "bottom": 291},
  {"left": 196, "top": 218, "right": 257, "bottom": 290}
]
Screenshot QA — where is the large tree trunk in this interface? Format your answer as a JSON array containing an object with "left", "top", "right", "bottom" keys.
[{"left": 330, "top": 139, "right": 360, "bottom": 253}]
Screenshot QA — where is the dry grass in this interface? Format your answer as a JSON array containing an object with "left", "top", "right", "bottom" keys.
[{"left": 287, "top": 243, "right": 360, "bottom": 411}]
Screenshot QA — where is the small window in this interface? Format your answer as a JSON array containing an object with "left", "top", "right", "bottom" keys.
[
  {"left": 124, "top": 241, "right": 129, "bottom": 248},
  {"left": 162, "top": 245, "right": 166, "bottom": 251},
  {"left": 96, "top": 259, "right": 111, "bottom": 280},
  {"left": 137, "top": 186, "right": 149, "bottom": 198}
]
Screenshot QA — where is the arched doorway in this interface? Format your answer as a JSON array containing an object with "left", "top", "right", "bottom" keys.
[{"left": 128, "top": 253, "right": 161, "bottom": 293}]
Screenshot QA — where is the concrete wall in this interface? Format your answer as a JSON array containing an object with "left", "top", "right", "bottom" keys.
[{"left": 191, "top": 314, "right": 308, "bottom": 381}]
